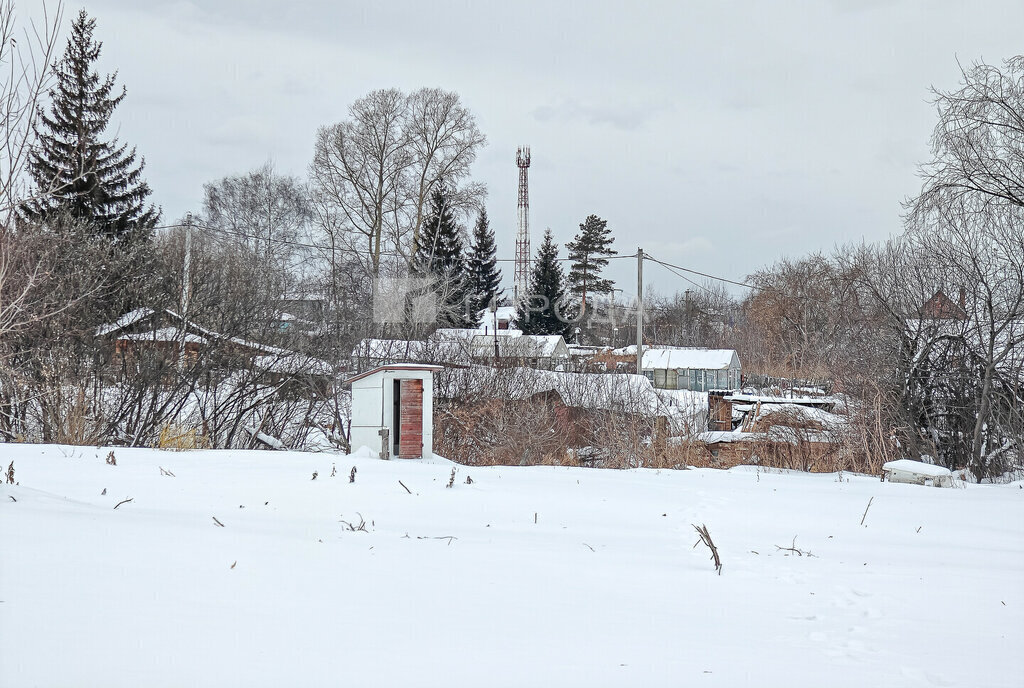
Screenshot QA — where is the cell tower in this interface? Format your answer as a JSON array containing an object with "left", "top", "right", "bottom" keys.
[{"left": 514, "top": 146, "right": 531, "bottom": 304}]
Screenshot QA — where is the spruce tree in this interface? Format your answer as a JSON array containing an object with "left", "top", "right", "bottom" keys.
[
  {"left": 566, "top": 214, "right": 617, "bottom": 314},
  {"left": 21, "top": 10, "right": 158, "bottom": 240},
  {"left": 414, "top": 187, "right": 472, "bottom": 327},
  {"left": 515, "top": 228, "right": 570, "bottom": 336},
  {"left": 466, "top": 208, "right": 502, "bottom": 325}
]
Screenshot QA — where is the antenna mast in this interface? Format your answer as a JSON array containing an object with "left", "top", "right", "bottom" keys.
[{"left": 514, "top": 146, "right": 531, "bottom": 304}]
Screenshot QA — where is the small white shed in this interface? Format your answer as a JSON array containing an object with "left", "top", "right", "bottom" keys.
[
  {"left": 348, "top": 364, "right": 441, "bottom": 459},
  {"left": 882, "top": 459, "right": 954, "bottom": 488}
]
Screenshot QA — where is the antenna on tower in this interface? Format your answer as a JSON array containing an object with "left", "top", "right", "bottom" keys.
[{"left": 514, "top": 146, "right": 532, "bottom": 304}]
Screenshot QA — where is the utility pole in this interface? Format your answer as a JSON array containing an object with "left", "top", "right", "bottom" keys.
[
  {"left": 636, "top": 247, "right": 643, "bottom": 375},
  {"left": 491, "top": 297, "right": 500, "bottom": 363},
  {"left": 178, "top": 213, "right": 193, "bottom": 371}
]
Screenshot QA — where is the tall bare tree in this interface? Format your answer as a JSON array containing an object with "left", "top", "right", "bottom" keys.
[
  {"left": 309, "top": 87, "right": 485, "bottom": 280},
  {"left": 902, "top": 57, "right": 1024, "bottom": 478},
  {"left": 203, "top": 161, "right": 310, "bottom": 265}
]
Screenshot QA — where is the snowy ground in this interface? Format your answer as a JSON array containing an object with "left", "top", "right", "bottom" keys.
[{"left": 1, "top": 444, "right": 1021, "bottom": 687}]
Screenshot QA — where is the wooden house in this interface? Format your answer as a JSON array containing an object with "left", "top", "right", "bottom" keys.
[{"left": 96, "top": 308, "right": 334, "bottom": 395}]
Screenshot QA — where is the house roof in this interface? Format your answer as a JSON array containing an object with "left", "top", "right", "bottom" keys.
[
  {"left": 641, "top": 347, "right": 738, "bottom": 370},
  {"left": 253, "top": 353, "right": 334, "bottom": 376},
  {"left": 920, "top": 289, "right": 968, "bottom": 321},
  {"left": 351, "top": 338, "right": 470, "bottom": 364},
  {"left": 97, "top": 307, "right": 293, "bottom": 357},
  {"left": 469, "top": 334, "right": 567, "bottom": 359},
  {"left": 119, "top": 327, "right": 208, "bottom": 344},
  {"left": 491, "top": 305, "right": 517, "bottom": 321},
  {"left": 95, "top": 307, "right": 155, "bottom": 336}
]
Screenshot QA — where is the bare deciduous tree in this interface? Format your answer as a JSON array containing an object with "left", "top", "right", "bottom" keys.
[
  {"left": 202, "top": 161, "right": 311, "bottom": 265},
  {"left": 914, "top": 57, "right": 1024, "bottom": 210},
  {"left": 0, "top": 0, "right": 62, "bottom": 340},
  {"left": 309, "top": 87, "right": 485, "bottom": 280},
  {"left": 904, "top": 57, "right": 1024, "bottom": 479}
]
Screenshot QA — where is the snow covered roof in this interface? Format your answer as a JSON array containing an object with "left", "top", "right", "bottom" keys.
[
  {"left": 568, "top": 345, "right": 607, "bottom": 357},
  {"left": 253, "top": 354, "right": 334, "bottom": 376},
  {"left": 726, "top": 393, "right": 839, "bottom": 408},
  {"left": 469, "top": 334, "right": 568, "bottom": 359},
  {"left": 347, "top": 363, "right": 444, "bottom": 384},
  {"left": 352, "top": 338, "right": 470, "bottom": 364},
  {"left": 641, "top": 347, "right": 738, "bottom": 371},
  {"left": 97, "top": 307, "right": 288, "bottom": 357},
  {"left": 438, "top": 367, "right": 698, "bottom": 427},
  {"left": 119, "top": 328, "right": 207, "bottom": 344},
  {"left": 493, "top": 305, "right": 517, "bottom": 321},
  {"left": 433, "top": 328, "right": 485, "bottom": 341},
  {"left": 882, "top": 459, "right": 952, "bottom": 478},
  {"left": 697, "top": 431, "right": 753, "bottom": 444},
  {"left": 95, "top": 307, "right": 155, "bottom": 336}
]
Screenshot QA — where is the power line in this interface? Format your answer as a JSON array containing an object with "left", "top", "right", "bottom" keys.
[
  {"left": 644, "top": 253, "right": 759, "bottom": 291},
  {"left": 158, "top": 220, "right": 638, "bottom": 264},
  {"left": 647, "top": 256, "right": 718, "bottom": 296}
]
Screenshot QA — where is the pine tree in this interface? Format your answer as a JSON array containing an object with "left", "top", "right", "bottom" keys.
[
  {"left": 414, "top": 187, "right": 472, "bottom": 327},
  {"left": 566, "top": 214, "right": 617, "bottom": 315},
  {"left": 21, "top": 10, "right": 158, "bottom": 240},
  {"left": 515, "top": 228, "right": 570, "bottom": 336},
  {"left": 466, "top": 209, "right": 502, "bottom": 325}
]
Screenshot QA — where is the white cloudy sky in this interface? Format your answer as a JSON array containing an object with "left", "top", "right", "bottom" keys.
[{"left": 51, "top": 0, "right": 1024, "bottom": 297}]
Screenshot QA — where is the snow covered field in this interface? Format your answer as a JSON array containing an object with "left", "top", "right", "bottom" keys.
[{"left": 2, "top": 445, "right": 1021, "bottom": 687}]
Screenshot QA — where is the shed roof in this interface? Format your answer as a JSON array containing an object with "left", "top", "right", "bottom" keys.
[
  {"left": 347, "top": 363, "right": 443, "bottom": 384},
  {"left": 641, "top": 347, "right": 738, "bottom": 370}
]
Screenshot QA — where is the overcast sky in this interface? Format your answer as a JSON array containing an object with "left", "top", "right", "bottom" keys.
[{"left": 61, "top": 0, "right": 1024, "bottom": 298}]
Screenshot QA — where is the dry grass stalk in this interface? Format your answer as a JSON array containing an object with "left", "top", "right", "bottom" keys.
[
  {"left": 157, "top": 424, "right": 210, "bottom": 451},
  {"left": 775, "top": 536, "right": 814, "bottom": 557},
  {"left": 339, "top": 513, "right": 368, "bottom": 532},
  {"left": 692, "top": 523, "right": 722, "bottom": 575}
]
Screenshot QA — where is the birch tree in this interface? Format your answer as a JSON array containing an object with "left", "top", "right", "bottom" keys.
[
  {"left": 309, "top": 87, "right": 485, "bottom": 280},
  {"left": 203, "top": 161, "right": 310, "bottom": 265}
]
